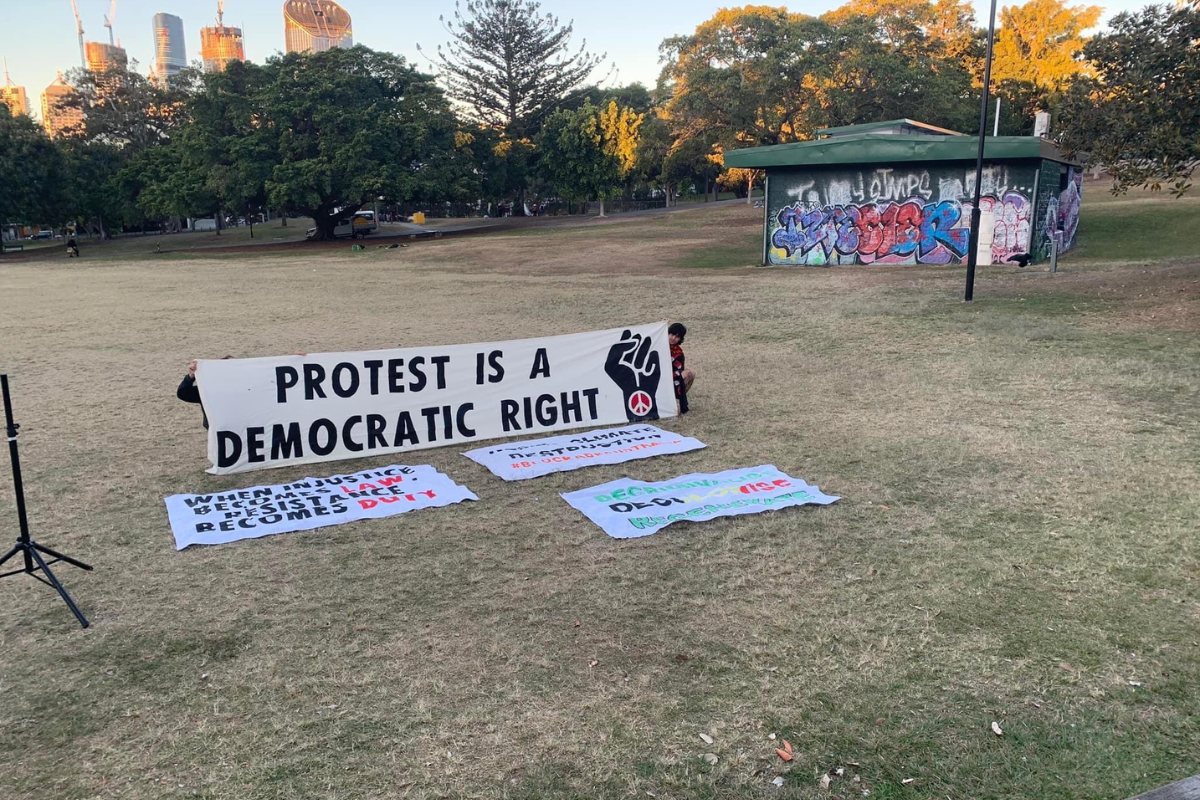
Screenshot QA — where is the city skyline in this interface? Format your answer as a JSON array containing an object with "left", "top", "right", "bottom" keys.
[{"left": 2, "top": 0, "right": 1154, "bottom": 122}]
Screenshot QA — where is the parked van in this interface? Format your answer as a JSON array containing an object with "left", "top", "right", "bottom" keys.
[{"left": 306, "top": 210, "right": 378, "bottom": 240}]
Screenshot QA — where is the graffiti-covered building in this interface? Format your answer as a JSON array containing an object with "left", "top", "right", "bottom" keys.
[{"left": 724, "top": 119, "right": 1082, "bottom": 267}]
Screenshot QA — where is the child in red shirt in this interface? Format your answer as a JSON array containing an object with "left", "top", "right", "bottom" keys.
[{"left": 669, "top": 322, "right": 695, "bottom": 414}]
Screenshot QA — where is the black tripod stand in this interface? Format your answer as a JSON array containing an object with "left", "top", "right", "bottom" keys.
[{"left": 0, "top": 374, "right": 92, "bottom": 628}]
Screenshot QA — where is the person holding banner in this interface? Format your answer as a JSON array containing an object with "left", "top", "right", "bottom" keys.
[
  {"left": 178, "top": 353, "right": 306, "bottom": 429},
  {"left": 669, "top": 323, "right": 695, "bottom": 414}
]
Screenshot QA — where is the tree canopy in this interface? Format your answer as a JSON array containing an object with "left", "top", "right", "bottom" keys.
[
  {"left": 992, "top": 0, "right": 1103, "bottom": 91},
  {"left": 537, "top": 100, "right": 642, "bottom": 214},
  {"left": 1058, "top": 3, "right": 1200, "bottom": 195},
  {"left": 210, "top": 47, "right": 472, "bottom": 239}
]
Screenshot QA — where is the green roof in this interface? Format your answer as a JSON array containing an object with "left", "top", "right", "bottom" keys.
[
  {"left": 815, "top": 118, "right": 964, "bottom": 137},
  {"left": 723, "top": 133, "right": 1079, "bottom": 169}
]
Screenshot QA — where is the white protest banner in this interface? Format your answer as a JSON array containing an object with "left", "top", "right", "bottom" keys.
[
  {"left": 561, "top": 465, "right": 839, "bottom": 539},
  {"left": 462, "top": 424, "right": 706, "bottom": 481},
  {"left": 164, "top": 464, "right": 477, "bottom": 549},
  {"left": 197, "top": 323, "right": 676, "bottom": 475}
]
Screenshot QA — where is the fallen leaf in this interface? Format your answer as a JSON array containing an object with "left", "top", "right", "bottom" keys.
[
  {"left": 772, "top": 776, "right": 785, "bottom": 787},
  {"left": 674, "top": 654, "right": 689, "bottom": 663},
  {"left": 880, "top": 505, "right": 890, "bottom": 510},
  {"left": 819, "top": 773, "right": 831, "bottom": 790},
  {"left": 782, "top": 740, "right": 793, "bottom": 755},
  {"left": 702, "top": 753, "right": 719, "bottom": 765},
  {"left": 699, "top": 733, "right": 714, "bottom": 745},
  {"left": 991, "top": 721, "right": 1003, "bottom": 736},
  {"left": 902, "top": 777, "right": 915, "bottom": 785},
  {"left": 775, "top": 748, "right": 793, "bottom": 763},
  {"left": 1059, "top": 662, "right": 1074, "bottom": 672}
]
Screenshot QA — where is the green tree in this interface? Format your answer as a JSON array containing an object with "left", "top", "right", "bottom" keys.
[
  {"left": 660, "top": 7, "right": 824, "bottom": 148},
  {"left": 563, "top": 82, "right": 655, "bottom": 116},
  {"left": 1059, "top": 3, "right": 1200, "bottom": 195},
  {"left": 633, "top": 112, "right": 675, "bottom": 205},
  {"left": 59, "top": 140, "right": 125, "bottom": 237},
  {"left": 538, "top": 100, "right": 641, "bottom": 216},
  {"left": 992, "top": 0, "right": 1102, "bottom": 92},
  {"left": 824, "top": 0, "right": 979, "bottom": 62},
  {"left": 252, "top": 47, "right": 469, "bottom": 240},
  {"left": 177, "top": 60, "right": 274, "bottom": 234},
  {"left": 429, "top": 0, "right": 605, "bottom": 137},
  {"left": 64, "top": 64, "right": 194, "bottom": 151},
  {"left": 662, "top": 134, "right": 723, "bottom": 202},
  {"left": 813, "top": 13, "right": 976, "bottom": 132},
  {"left": 0, "top": 106, "right": 67, "bottom": 239}
]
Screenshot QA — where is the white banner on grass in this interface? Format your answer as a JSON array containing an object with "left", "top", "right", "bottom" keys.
[
  {"left": 462, "top": 424, "right": 706, "bottom": 481},
  {"left": 561, "top": 465, "right": 839, "bottom": 539},
  {"left": 165, "top": 464, "right": 477, "bottom": 549},
  {"left": 197, "top": 322, "right": 676, "bottom": 474}
]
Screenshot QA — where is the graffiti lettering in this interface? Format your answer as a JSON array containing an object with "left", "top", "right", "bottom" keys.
[
  {"left": 980, "top": 191, "right": 1032, "bottom": 263},
  {"left": 772, "top": 198, "right": 970, "bottom": 265},
  {"left": 868, "top": 168, "right": 933, "bottom": 201},
  {"left": 1058, "top": 169, "right": 1082, "bottom": 252}
]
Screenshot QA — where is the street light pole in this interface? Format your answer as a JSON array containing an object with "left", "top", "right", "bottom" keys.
[{"left": 965, "top": 0, "right": 999, "bottom": 303}]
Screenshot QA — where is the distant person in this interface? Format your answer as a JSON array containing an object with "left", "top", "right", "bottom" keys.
[
  {"left": 668, "top": 322, "right": 695, "bottom": 414},
  {"left": 66, "top": 236, "right": 79, "bottom": 257},
  {"left": 179, "top": 352, "right": 306, "bottom": 428}
]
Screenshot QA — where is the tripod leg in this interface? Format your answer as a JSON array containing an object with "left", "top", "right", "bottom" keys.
[
  {"left": 0, "top": 543, "right": 21, "bottom": 569},
  {"left": 27, "top": 545, "right": 89, "bottom": 629},
  {"left": 32, "top": 542, "right": 93, "bottom": 572}
]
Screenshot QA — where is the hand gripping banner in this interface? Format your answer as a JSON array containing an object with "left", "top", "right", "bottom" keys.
[{"left": 197, "top": 323, "right": 676, "bottom": 474}]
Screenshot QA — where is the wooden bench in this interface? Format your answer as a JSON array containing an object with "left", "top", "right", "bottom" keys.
[
  {"left": 1125, "top": 775, "right": 1200, "bottom": 800},
  {"left": 1, "top": 242, "right": 24, "bottom": 253}
]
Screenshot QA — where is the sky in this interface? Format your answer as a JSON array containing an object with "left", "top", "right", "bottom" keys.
[{"left": 4, "top": 0, "right": 1153, "bottom": 121}]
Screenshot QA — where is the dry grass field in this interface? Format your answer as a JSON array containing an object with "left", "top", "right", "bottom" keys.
[{"left": 1, "top": 190, "right": 1197, "bottom": 800}]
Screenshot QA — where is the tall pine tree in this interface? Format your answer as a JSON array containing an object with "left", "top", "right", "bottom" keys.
[{"left": 430, "top": 0, "right": 605, "bottom": 137}]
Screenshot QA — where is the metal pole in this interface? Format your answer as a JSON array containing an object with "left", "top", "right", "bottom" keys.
[
  {"left": 994, "top": 95, "right": 1001, "bottom": 137},
  {"left": 965, "top": 0, "right": 999, "bottom": 303},
  {"left": 1, "top": 375, "right": 33, "bottom": 573}
]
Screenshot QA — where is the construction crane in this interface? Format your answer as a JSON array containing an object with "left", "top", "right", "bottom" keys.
[
  {"left": 69, "top": 0, "right": 86, "bottom": 69},
  {"left": 3, "top": 57, "right": 12, "bottom": 87},
  {"left": 103, "top": 0, "right": 119, "bottom": 46},
  {"left": 216, "top": 0, "right": 225, "bottom": 26}
]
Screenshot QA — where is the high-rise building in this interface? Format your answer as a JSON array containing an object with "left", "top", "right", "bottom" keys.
[
  {"left": 1, "top": 60, "right": 30, "bottom": 117},
  {"left": 41, "top": 73, "right": 83, "bottom": 138},
  {"left": 0, "top": 84, "right": 29, "bottom": 116},
  {"left": 85, "top": 41, "right": 128, "bottom": 74},
  {"left": 283, "top": 0, "right": 353, "bottom": 54},
  {"left": 200, "top": 25, "right": 245, "bottom": 72},
  {"left": 85, "top": 40, "right": 129, "bottom": 98},
  {"left": 153, "top": 13, "right": 187, "bottom": 83}
]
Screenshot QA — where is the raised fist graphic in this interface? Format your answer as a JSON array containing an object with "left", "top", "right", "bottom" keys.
[{"left": 605, "top": 329, "right": 661, "bottom": 421}]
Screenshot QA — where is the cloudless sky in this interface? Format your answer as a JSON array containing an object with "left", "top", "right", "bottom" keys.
[{"left": 5, "top": 0, "right": 1153, "bottom": 121}]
